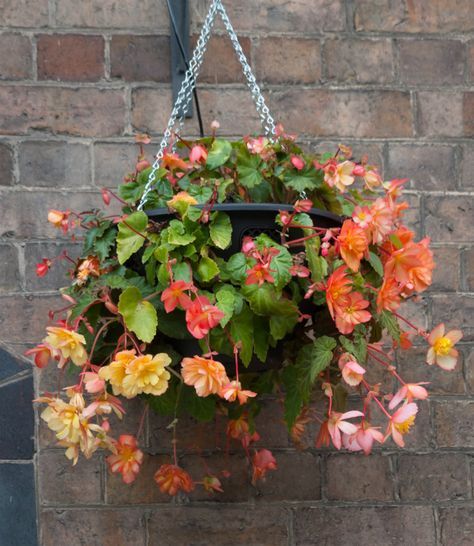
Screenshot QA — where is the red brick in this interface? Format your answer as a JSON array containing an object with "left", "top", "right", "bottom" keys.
[
  {"left": 430, "top": 247, "right": 460, "bottom": 291},
  {"left": 39, "top": 450, "right": 102, "bottom": 505},
  {"left": 0, "top": 86, "right": 125, "bottom": 137},
  {"left": 461, "top": 144, "right": 474, "bottom": 189},
  {"left": 386, "top": 144, "right": 456, "bottom": 191},
  {"left": 417, "top": 92, "right": 463, "bottom": 137},
  {"left": 313, "top": 141, "right": 385, "bottom": 172},
  {"left": 37, "top": 35, "right": 104, "bottom": 82},
  {"left": 464, "top": 248, "right": 474, "bottom": 291},
  {"left": 398, "top": 453, "right": 470, "bottom": 501},
  {"left": 0, "top": 33, "right": 32, "bottom": 79},
  {"left": 295, "top": 506, "right": 435, "bottom": 545},
  {"left": 398, "top": 40, "right": 465, "bottom": 85},
  {"left": 110, "top": 35, "right": 170, "bottom": 82},
  {"left": 463, "top": 92, "right": 474, "bottom": 136},
  {"left": 0, "top": 143, "right": 14, "bottom": 186},
  {"left": 40, "top": 508, "right": 146, "bottom": 546},
  {"left": 323, "top": 38, "right": 394, "bottom": 84},
  {"left": 326, "top": 454, "right": 393, "bottom": 501},
  {"left": 55, "top": 0, "right": 169, "bottom": 30},
  {"left": 272, "top": 89, "right": 413, "bottom": 138},
  {"left": 18, "top": 141, "right": 91, "bottom": 188},
  {"left": 147, "top": 506, "right": 289, "bottom": 546},
  {"left": 425, "top": 196, "right": 474, "bottom": 243},
  {"left": 434, "top": 400, "right": 474, "bottom": 447},
  {"left": 439, "top": 506, "right": 474, "bottom": 546},
  {"left": 431, "top": 295, "right": 474, "bottom": 341},
  {"left": 355, "top": 0, "right": 474, "bottom": 33},
  {"left": 1, "top": 0, "right": 48, "bottom": 27},
  {"left": 94, "top": 142, "right": 147, "bottom": 188},
  {"left": 464, "top": 345, "right": 474, "bottom": 392},
  {"left": 195, "top": 34, "right": 252, "bottom": 84},
  {"left": 400, "top": 193, "right": 421, "bottom": 237},
  {"left": 255, "top": 37, "right": 321, "bottom": 84},
  {"left": 397, "top": 345, "right": 465, "bottom": 395},
  {"left": 469, "top": 41, "right": 474, "bottom": 81},
  {"left": 0, "top": 244, "right": 20, "bottom": 292},
  {"left": 196, "top": 0, "right": 346, "bottom": 33},
  {"left": 254, "top": 398, "right": 290, "bottom": 448}
]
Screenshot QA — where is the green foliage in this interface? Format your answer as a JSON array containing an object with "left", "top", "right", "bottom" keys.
[
  {"left": 116, "top": 211, "right": 148, "bottom": 264},
  {"left": 209, "top": 212, "right": 232, "bottom": 249},
  {"left": 118, "top": 286, "right": 158, "bottom": 343},
  {"left": 237, "top": 149, "right": 264, "bottom": 188},
  {"left": 206, "top": 139, "right": 232, "bottom": 169}
]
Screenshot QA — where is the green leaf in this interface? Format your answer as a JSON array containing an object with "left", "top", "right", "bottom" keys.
[
  {"left": 118, "top": 286, "right": 158, "bottom": 343},
  {"left": 237, "top": 150, "right": 263, "bottom": 188},
  {"left": 305, "top": 236, "right": 327, "bottom": 282},
  {"left": 216, "top": 287, "right": 237, "bottom": 327},
  {"left": 296, "top": 336, "right": 336, "bottom": 384},
  {"left": 379, "top": 310, "right": 401, "bottom": 341},
  {"left": 247, "top": 285, "right": 298, "bottom": 318},
  {"left": 270, "top": 314, "right": 298, "bottom": 341},
  {"left": 206, "top": 139, "right": 232, "bottom": 169},
  {"left": 230, "top": 304, "right": 254, "bottom": 366},
  {"left": 187, "top": 185, "right": 213, "bottom": 204},
  {"left": 339, "top": 335, "right": 368, "bottom": 364},
  {"left": 367, "top": 251, "right": 384, "bottom": 276},
  {"left": 253, "top": 315, "right": 270, "bottom": 362},
  {"left": 143, "top": 383, "right": 178, "bottom": 416},
  {"left": 226, "top": 252, "right": 249, "bottom": 283},
  {"left": 209, "top": 212, "right": 232, "bottom": 250},
  {"left": 197, "top": 256, "right": 219, "bottom": 282},
  {"left": 283, "top": 165, "right": 322, "bottom": 192},
  {"left": 282, "top": 366, "right": 305, "bottom": 430},
  {"left": 179, "top": 385, "right": 216, "bottom": 421},
  {"left": 167, "top": 220, "right": 196, "bottom": 246},
  {"left": 116, "top": 211, "right": 148, "bottom": 265}
]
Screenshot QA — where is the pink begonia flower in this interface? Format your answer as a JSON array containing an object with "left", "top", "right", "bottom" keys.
[
  {"left": 83, "top": 372, "right": 106, "bottom": 394},
  {"left": 426, "top": 323, "right": 463, "bottom": 371},
  {"left": 388, "top": 383, "right": 429, "bottom": 410},
  {"left": 294, "top": 199, "right": 313, "bottom": 213},
  {"left": 338, "top": 353, "right": 366, "bottom": 387},
  {"left": 189, "top": 144, "right": 208, "bottom": 164},
  {"left": 291, "top": 155, "right": 305, "bottom": 170},
  {"left": 343, "top": 423, "right": 385, "bottom": 455},
  {"left": 387, "top": 402, "right": 418, "bottom": 447},
  {"left": 328, "top": 410, "right": 364, "bottom": 449}
]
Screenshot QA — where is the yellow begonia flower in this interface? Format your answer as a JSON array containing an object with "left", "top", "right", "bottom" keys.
[{"left": 43, "top": 326, "right": 87, "bottom": 367}]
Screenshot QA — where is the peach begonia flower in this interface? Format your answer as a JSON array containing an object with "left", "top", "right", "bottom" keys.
[
  {"left": 161, "top": 280, "right": 193, "bottom": 313},
  {"left": 161, "top": 152, "right": 189, "bottom": 171},
  {"left": 48, "top": 209, "right": 70, "bottom": 233},
  {"left": 252, "top": 449, "right": 277, "bottom": 485},
  {"left": 43, "top": 326, "right": 87, "bottom": 367},
  {"left": 387, "top": 402, "right": 418, "bottom": 447},
  {"left": 337, "top": 219, "right": 369, "bottom": 272},
  {"left": 352, "top": 205, "right": 373, "bottom": 229},
  {"left": 154, "top": 464, "right": 194, "bottom": 496},
  {"left": 75, "top": 256, "right": 101, "bottom": 286},
  {"left": 121, "top": 353, "right": 171, "bottom": 398},
  {"left": 82, "top": 393, "right": 125, "bottom": 420},
  {"left": 376, "top": 276, "right": 402, "bottom": 313},
  {"left": 368, "top": 198, "right": 394, "bottom": 245},
  {"left": 389, "top": 383, "right": 429, "bottom": 410},
  {"left": 363, "top": 167, "right": 382, "bottom": 190},
  {"left": 220, "top": 380, "right": 257, "bottom": 405},
  {"left": 426, "top": 323, "right": 463, "bottom": 371},
  {"left": 25, "top": 343, "right": 53, "bottom": 369},
  {"left": 342, "top": 422, "right": 385, "bottom": 455},
  {"left": 323, "top": 160, "right": 355, "bottom": 193},
  {"left": 328, "top": 410, "right": 364, "bottom": 450},
  {"left": 338, "top": 353, "right": 366, "bottom": 387},
  {"left": 107, "top": 435, "right": 144, "bottom": 484},
  {"left": 325, "top": 265, "right": 353, "bottom": 320},
  {"left": 98, "top": 349, "right": 136, "bottom": 396},
  {"left": 185, "top": 296, "right": 225, "bottom": 339},
  {"left": 166, "top": 191, "right": 198, "bottom": 213},
  {"left": 83, "top": 372, "right": 105, "bottom": 394},
  {"left": 227, "top": 414, "right": 250, "bottom": 441},
  {"left": 334, "top": 292, "right": 372, "bottom": 335},
  {"left": 294, "top": 199, "right": 313, "bottom": 213},
  {"left": 181, "top": 356, "right": 229, "bottom": 397},
  {"left": 189, "top": 144, "right": 208, "bottom": 164}
]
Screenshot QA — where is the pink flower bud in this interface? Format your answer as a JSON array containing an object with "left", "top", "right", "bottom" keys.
[
  {"left": 101, "top": 188, "right": 111, "bottom": 206},
  {"left": 352, "top": 164, "right": 366, "bottom": 177},
  {"left": 291, "top": 155, "right": 305, "bottom": 171}
]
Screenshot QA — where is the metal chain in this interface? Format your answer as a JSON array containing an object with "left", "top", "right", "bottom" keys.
[{"left": 138, "top": 0, "right": 277, "bottom": 210}]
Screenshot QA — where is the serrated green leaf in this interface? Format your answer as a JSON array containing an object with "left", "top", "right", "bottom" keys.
[
  {"left": 226, "top": 252, "right": 248, "bottom": 283},
  {"left": 379, "top": 310, "right": 401, "bottom": 341},
  {"left": 282, "top": 366, "right": 306, "bottom": 430},
  {"left": 339, "top": 335, "right": 367, "bottom": 364},
  {"left": 209, "top": 212, "right": 232, "bottom": 250},
  {"left": 116, "top": 211, "right": 148, "bottom": 264},
  {"left": 367, "top": 250, "right": 384, "bottom": 276},
  {"left": 197, "top": 256, "right": 219, "bottom": 282},
  {"left": 167, "top": 220, "right": 196, "bottom": 246},
  {"left": 270, "top": 313, "right": 298, "bottom": 341},
  {"left": 253, "top": 315, "right": 270, "bottom": 362},
  {"left": 230, "top": 304, "right": 254, "bottom": 366},
  {"left": 283, "top": 166, "right": 321, "bottom": 192},
  {"left": 298, "top": 336, "right": 336, "bottom": 384},
  {"left": 237, "top": 150, "right": 263, "bottom": 188},
  {"left": 216, "top": 287, "right": 237, "bottom": 327},
  {"left": 118, "top": 286, "right": 158, "bottom": 343},
  {"left": 206, "top": 139, "right": 232, "bottom": 170}
]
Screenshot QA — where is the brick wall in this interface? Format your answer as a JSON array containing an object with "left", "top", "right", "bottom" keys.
[{"left": 1, "top": 0, "right": 473, "bottom": 544}]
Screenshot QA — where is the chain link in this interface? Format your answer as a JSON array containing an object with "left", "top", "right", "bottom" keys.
[{"left": 138, "top": 0, "right": 277, "bottom": 210}]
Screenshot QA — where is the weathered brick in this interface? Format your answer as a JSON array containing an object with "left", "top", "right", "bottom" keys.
[
  {"left": 400, "top": 193, "right": 421, "bottom": 237},
  {"left": 195, "top": 0, "right": 346, "bottom": 33},
  {"left": 460, "top": 144, "right": 474, "bottom": 188},
  {"left": 295, "top": 506, "right": 435, "bottom": 546},
  {"left": 399, "top": 295, "right": 429, "bottom": 332},
  {"left": 323, "top": 38, "right": 393, "bottom": 84},
  {"left": 24, "top": 242, "right": 81, "bottom": 291},
  {"left": 0, "top": 143, "right": 14, "bottom": 186},
  {"left": 425, "top": 196, "right": 474, "bottom": 243},
  {"left": 254, "top": 398, "right": 289, "bottom": 448},
  {"left": 439, "top": 506, "right": 474, "bottom": 546},
  {"left": 417, "top": 92, "right": 463, "bottom": 137},
  {"left": 0, "top": 294, "right": 62, "bottom": 343},
  {"left": 398, "top": 453, "right": 470, "bottom": 501},
  {"left": 469, "top": 41, "right": 474, "bottom": 81},
  {"left": 0, "top": 244, "right": 20, "bottom": 291},
  {"left": 254, "top": 451, "right": 321, "bottom": 501},
  {"left": 0, "top": 190, "right": 100, "bottom": 239},
  {"left": 397, "top": 345, "right": 465, "bottom": 395},
  {"left": 94, "top": 142, "right": 150, "bottom": 188},
  {"left": 39, "top": 450, "right": 102, "bottom": 504},
  {"left": 106, "top": 454, "right": 171, "bottom": 504},
  {"left": 255, "top": 37, "right": 321, "bottom": 84},
  {"left": 40, "top": 508, "right": 146, "bottom": 546},
  {"left": 1, "top": 0, "right": 48, "bottom": 27},
  {"left": 0, "top": 86, "right": 125, "bottom": 137},
  {"left": 430, "top": 246, "right": 460, "bottom": 291},
  {"left": 55, "top": 0, "right": 169, "bottom": 30},
  {"left": 0, "top": 33, "right": 32, "bottom": 79},
  {"left": 195, "top": 34, "right": 252, "bottom": 84},
  {"left": 18, "top": 141, "right": 91, "bottom": 188},
  {"left": 464, "top": 247, "right": 474, "bottom": 291},
  {"left": 326, "top": 454, "right": 393, "bottom": 501},
  {"left": 37, "top": 35, "right": 104, "bottom": 82},
  {"left": 110, "top": 35, "right": 170, "bottom": 82},
  {"left": 147, "top": 506, "right": 289, "bottom": 546},
  {"left": 464, "top": 345, "right": 474, "bottom": 392},
  {"left": 434, "top": 400, "right": 474, "bottom": 447},
  {"left": 398, "top": 39, "right": 465, "bottom": 85},
  {"left": 272, "top": 89, "right": 413, "bottom": 138},
  {"left": 313, "top": 141, "right": 385, "bottom": 172},
  {"left": 431, "top": 295, "right": 474, "bottom": 341},
  {"left": 386, "top": 144, "right": 456, "bottom": 191},
  {"left": 463, "top": 92, "right": 474, "bottom": 136},
  {"left": 354, "top": 0, "right": 474, "bottom": 33}
]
